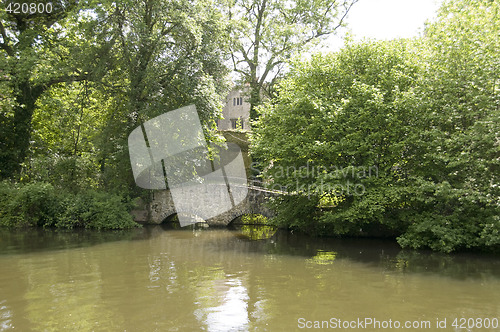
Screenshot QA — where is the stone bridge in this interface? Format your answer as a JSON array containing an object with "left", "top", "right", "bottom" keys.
[{"left": 132, "top": 184, "right": 282, "bottom": 226}]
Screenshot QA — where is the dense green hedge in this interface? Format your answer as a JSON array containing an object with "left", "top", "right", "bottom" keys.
[
  {"left": 251, "top": 0, "right": 500, "bottom": 252},
  {"left": 0, "top": 182, "right": 139, "bottom": 229}
]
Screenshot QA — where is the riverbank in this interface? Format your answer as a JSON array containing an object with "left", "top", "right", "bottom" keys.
[{"left": 1, "top": 180, "right": 498, "bottom": 254}]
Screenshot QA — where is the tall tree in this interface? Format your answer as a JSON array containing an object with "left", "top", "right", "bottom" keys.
[
  {"left": 396, "top": 0, "right": 500, "bottom": 252},
  {"left": 112, "top": 0, "right": 229, "bottom": 131},
  {"left": 250, "top": 40, "right": 421, "bottom": 237},
  {"left": 226, "top": 0, "right": 358, "bottom": 119},
  {"left": 0, "top": 0, "right": 114, "bottom": 179},
  {"left": 99, "top": 0, "right": 230, "bottom": 192},
  {"left": 250, "top": 0, "right": 500, "bottom": 252}
]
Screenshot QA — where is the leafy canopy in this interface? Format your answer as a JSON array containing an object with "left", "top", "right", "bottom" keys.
[{"left": 251, "top": 0, "right": 500, "bottom": 252}]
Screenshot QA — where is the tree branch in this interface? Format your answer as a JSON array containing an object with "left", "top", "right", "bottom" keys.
[
  {"left": 259, "top": 58, "right": 284, "bottom": 87},
  {"left": 0, "top": 21, "right": 14, "bottom": 56},
  {"left": 329, "top": 0, "right": 359, "bottom": 34},
  {"left": 42, "top": 73, "right": 90, "bottom": 90}
]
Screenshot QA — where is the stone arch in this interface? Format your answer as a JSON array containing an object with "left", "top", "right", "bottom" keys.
[
  {"left": 207, "top": 206, "right": 254, "bottom": 226},
  {"left": 157, "top": 209, "right": 177, "bottom": 224},
  {"left": 146, "top": 187, "right": 280, "bottom": 226},
  {"left": 160, "top": 212, "right": 179, "bottom": 224},
  {"left": 161, "top": 211, "right": 210, "bottom": 226}
]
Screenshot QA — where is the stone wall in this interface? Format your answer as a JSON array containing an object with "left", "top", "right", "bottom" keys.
[
  {"left": 218, "top": 88, "right": 251, "bottom": 131},
  {"left": 138, "top": 185, "right": 277, "bottom": 226}
]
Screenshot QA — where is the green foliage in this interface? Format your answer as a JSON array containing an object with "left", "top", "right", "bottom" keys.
[
  {"left": 239, "top": 213, "right": 270, "bottom": 225},
  {"left": 88, "top": 0, "right": 231, "bottom": 193},
  {"left": 109, "top": 0, "right": 230, "bottom": 132},
  {"left": 395, "top": 0, "right": 500, "bottom": 252},
  {"left": 226, "top": 0, "right": 358, "bottom": 117},
  {"left": 0, "top": 0, "right": 233, "bottom": 234},
  {"left": 0, "top": 0, "right": 107, "bottom": 178},
  {"left": 22, "top": 156, "right": 100, "bottom": 191},
  {"left": 56, "top": 190, "right": 137, "bottom": 230},
  {"left": 1, "top": 0, "right": 230, "bottom": 191},
  {"left": 252, "top": 39, "right": 419, "bottom": 235},
  {"left": 251, "top": 0, "right": 500, "bottom": 252},
  {"left": 0, "top": 181, "right": 138, "bottom": 229},
  {"left": 0, "top": 182, "right": 60, "bottom": 227}
]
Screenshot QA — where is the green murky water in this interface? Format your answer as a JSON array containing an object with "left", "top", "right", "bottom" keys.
[{"left": 1, "top": 226, "right": 499, "bottom": 331}]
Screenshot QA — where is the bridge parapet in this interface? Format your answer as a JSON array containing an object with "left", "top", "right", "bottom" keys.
[{"left": 142, "top": 184, "right": 280, "bottom": 226}]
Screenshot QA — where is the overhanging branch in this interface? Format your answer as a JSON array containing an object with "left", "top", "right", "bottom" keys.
[{"left": 0, "top": 21, "right": 14, "bottom": 56}]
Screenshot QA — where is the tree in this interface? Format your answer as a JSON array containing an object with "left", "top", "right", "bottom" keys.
[
  {"left": 1, "top": 0, "right": 230, "bottom": 192},
  {"left": 226, "top": 0, "right": 358, "bottom": 119},
  {"left": 251, "top": 39, "right": 421, "bottom": 237},
  {"left": 100, "top": 0, "right": 230, "bottom": 192},
  {"left": 112, "top": 0, "right": 229, "bottom": 132},
  {"left": 251, "top": 0, "right": 500, "bottom": 252},
  {"left": 395, "top": 0, "right": 500, "bottom": 252},
  {"left": 0, "top": 0, "right": 115, "bottom": 179}
]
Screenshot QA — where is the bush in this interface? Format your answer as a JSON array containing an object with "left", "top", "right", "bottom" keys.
[
  {"left": 0, "top": 182, "right": 60, "bottom": 227},
  {"left": 0, "top": 181, "right": 138, "bottom": 229},
  {"left": 57, "top": 191, "right": 137, "bottom": 230},
  {"left": 251, "top": 0, "right": 500, "bottom": 252}
]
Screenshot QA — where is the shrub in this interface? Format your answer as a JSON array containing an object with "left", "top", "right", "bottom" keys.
[
  {"left": 57, "top": 191, "right": 137, "bottom": 230},
  {"left": 0, "top": 181, "right": 138, "bottom": 229},
  {"left": 0, "top": 181, "right": 60, "bottom": 227},
  {"left": 251, "top": 0, "right": 500, "bottom": 252}
]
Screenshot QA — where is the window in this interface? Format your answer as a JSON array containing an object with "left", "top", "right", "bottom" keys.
[
  {"left": 231, "top": 118, "right": 244, "bottom": 130},
  {"left": 233, "top": 97, "right": 243, "bottom": 106},
  {"left": 230, "top": 118, "right": 238, "bottom": 129}
]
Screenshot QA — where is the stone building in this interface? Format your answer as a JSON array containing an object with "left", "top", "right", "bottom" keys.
[{"left": 217, "top": 87, "right": 251, "bottom": 131}]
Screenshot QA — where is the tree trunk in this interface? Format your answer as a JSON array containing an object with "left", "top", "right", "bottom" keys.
[
  {"left": 249, "top": 81, "right": 261, "bottom": 121},
  {"left": 1, "top": 81, "right": 44, "bottom": 179}
]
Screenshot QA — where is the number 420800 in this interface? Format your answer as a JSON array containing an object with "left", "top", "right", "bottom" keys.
[
  {"left": 5, "top": 2, "right": 53, "bottom": 14},
  {"left": 452, "top": 317, "right": 499, "bottom": 329}
]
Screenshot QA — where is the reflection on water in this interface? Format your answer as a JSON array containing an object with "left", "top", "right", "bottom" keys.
[
  {"left": 195, "top": 274, "right": 250, "bottom": 331},
  {"left": 308, "top": 250, "right": 337, "bottom": 265},
  {"left": 233, "top": 225, "right": 277, "bottom": 241},
  {"left": 0, "top": 226, "right": 500, "bottom": 331}
]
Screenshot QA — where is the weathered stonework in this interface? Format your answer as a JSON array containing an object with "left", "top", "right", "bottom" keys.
[
  {"left": 218, "top": 87, "right": 251, "bottom": 131},
  {"left": 138, "top": 185, "right": 278, "bottom": 226}
]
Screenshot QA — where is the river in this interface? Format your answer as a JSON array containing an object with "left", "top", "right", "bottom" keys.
[{"left": 1, "top": 225, "right": 499, "bottom": 331}]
